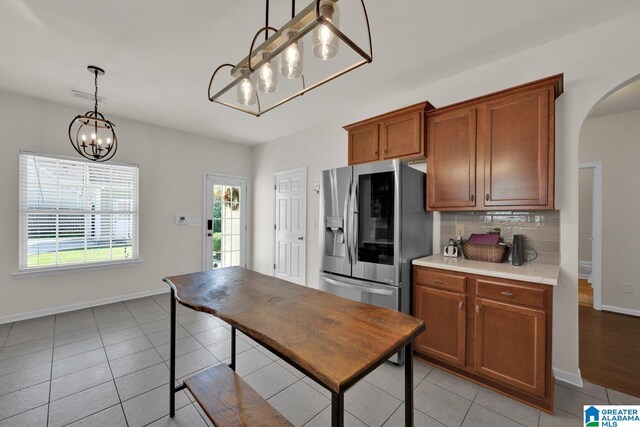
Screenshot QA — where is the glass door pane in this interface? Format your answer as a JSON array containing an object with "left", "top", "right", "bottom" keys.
[
  {"left": 212, "top": 184, "right": 242, "bottom": 269},
  {"left": 357, "top": 171, "right": 394, "bottom": 265}
]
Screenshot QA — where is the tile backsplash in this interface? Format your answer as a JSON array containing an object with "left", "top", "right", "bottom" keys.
[{"left": 440, "top": 211, "right": 560, "bottom": 265}]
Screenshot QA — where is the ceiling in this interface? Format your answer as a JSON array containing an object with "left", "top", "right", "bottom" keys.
[
  {"left": 2, "top": 1, "right": 640, "bottom": 145},
  {"left": 589, "top": 78, "right": 640, "bottom": 118}
]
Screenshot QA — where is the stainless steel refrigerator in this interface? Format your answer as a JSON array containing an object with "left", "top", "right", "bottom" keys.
[{"left": 319, "top": 159, "right": 432, "bottom": 364}]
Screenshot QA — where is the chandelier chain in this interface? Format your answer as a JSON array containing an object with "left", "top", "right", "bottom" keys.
[{"left": 94, "top": 70, "right": 99, "bottom": 114}]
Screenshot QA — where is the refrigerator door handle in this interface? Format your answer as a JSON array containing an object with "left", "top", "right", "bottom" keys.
[
  {"left": 350, "top": 181, "right": 358, "bottom": 264},
  {"left": 344, "top": 180, "right": 352, "bottom": 264},
  {"left": 322, "top": 276, "right": 395, "bottom": 296}
]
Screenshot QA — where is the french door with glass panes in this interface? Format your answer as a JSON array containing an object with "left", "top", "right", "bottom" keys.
[{"left": 204, "top": 174, "right": 247, "bottom": 270}]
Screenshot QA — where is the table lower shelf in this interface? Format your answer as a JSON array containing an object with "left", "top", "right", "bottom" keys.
[{"left": 183, "top": 364, "right": 292, "bottom": 427}]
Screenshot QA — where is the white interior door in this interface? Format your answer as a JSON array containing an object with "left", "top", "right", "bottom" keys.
[
  {"left": 274, "top": 167, "right": 307, "bottom": 285},
  {"left": 204, "top": 174, "right": 247, "bottom": 270}
]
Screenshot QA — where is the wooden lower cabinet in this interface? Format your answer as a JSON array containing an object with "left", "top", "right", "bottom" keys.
[
  {"left": 413, "top": 266, "right": 554, "bottom": 413},
  {"left": 474, "top": 298, "right": 546, "bottom": 397},
  {"left": 414, "top": 286, "right": 466, "bottom": 367}
]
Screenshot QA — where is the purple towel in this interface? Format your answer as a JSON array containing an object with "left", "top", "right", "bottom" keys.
[{"left": 467, "top": 233, "right": 500, "bottom": 244}]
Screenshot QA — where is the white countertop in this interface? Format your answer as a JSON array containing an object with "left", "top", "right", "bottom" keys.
[{"left": 412, "top": 254, "right": 559, "bottom": 286}]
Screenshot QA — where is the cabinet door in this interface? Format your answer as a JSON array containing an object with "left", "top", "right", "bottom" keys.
[
  {"left": 474, "top": 298, "right": 546, "bottom": 397},
  {"left": 348, "top": 124, "right": 379, "bottom": 165},
  {"left": 380, "top": 112, "right": 423, "bottom": 159},
  {"left": 427, "top": 108, "right": 477, "bottom": 209},
  {"left": 483, "top": 89, "right": 551, "bottom": 208},
  {"left": 415, "top": 285, "right": 466, "bottom": 367}
]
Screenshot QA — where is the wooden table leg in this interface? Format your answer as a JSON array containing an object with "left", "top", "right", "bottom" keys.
[
  {"left": 331, "top": 392, "right": 344, "bottom": 427},
  {"left": 405, "top": 341, "right": 414, "bottom": 426},
  {"left": 170, "top": 288, "right": 177, "bottom": 417},
  {"left": 230, "top": 326, "right": 236, "bottom": 371}
]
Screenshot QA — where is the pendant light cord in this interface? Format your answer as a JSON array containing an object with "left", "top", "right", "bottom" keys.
[
  {"left": 292, "top": 0, "right": 295, "bottom": 18},
  {"left": 265, "top": 0, "right": 269, "bottom": 41}
]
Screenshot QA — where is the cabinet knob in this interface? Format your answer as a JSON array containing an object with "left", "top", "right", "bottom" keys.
[
  {"left": 485, "top": 193, "right": 490, "bottom": 202},
  {"left": 501, "top": 291, "right": 514, "bottom": 297},
  {"left": 459, "top": 301, "right": 464, "bottom": 310},
  {"left": 475, "top": 305, "right": 480, "bottom": 314},
  {"left": 470, "top": 194, "right": 474, "bottom": 203},
  {"left": 433, "top": 279, "right": 444, "bottom": 285}
]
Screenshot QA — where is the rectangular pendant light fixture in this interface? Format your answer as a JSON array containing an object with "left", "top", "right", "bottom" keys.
[{"left": 208, "top": 0, "right": 372, "bottom": 117}]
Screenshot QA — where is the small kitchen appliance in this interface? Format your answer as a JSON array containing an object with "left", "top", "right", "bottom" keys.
[{"left": 511, "top": 234, "right": 525, "bottom": 266}]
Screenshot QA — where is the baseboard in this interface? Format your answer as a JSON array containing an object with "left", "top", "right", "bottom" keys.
[
  {"left": 554, "top": 368, "right": 584, "bottom": 388},
  {"left": 0, "top": 287, "right": 169, "bottom": 325},
  {"left": 578, "top": 273, "right": 590, "bottom": 280},
  {"left": 601, "top": 305, "right": 640, "bottom": 317}
]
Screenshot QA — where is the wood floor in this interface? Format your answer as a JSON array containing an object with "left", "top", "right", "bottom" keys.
[
  {"left": 579, "top": 295, "right": 640, "bottom": 397},
  {"left": 578, "top": 278, "right": 594, "bottom": 306}
]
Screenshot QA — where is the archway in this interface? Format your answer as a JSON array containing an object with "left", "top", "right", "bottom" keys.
[{"left": 576, "top": 74, "right": 640, "bottom": 398}]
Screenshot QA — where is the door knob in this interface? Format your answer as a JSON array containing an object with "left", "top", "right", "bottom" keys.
[
  {"left": 207, "top": 233, "right": 212, "bottom": 237},
  {"left": 298, "top": 236, "right": 304, "bottom": 241}
]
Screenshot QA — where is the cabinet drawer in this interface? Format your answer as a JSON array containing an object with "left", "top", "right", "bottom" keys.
[
  {"left": 415, "top": 268, "right": 466, "bottom": 293},
  {"left": 476, "top": 279, "right": 546, "bottom": 309}
]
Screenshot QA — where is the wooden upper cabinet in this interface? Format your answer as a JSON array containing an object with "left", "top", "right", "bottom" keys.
[
  {"left": 348, "top": 123, "right": 379, "bottom": 165},
  {"left": 427, "top": 108, "right": 477, "bottom": 209},
  {"left": 380, "top": 112, "right": 423, "bottom": 159},
  {"left": 474, "top": 297, "right": 546, "bottom": 397},
  {"left": 345, "top": 102, "right": 434, "bottom": 165},
  {"left": 415, "top": 284, "right": 466, "bottom": 367},
  {"left": 426, "top": 74, "right": 562, "bottom": 211},
  {"left": 483, "top": 89, "right": 552, "bottom": 208}
]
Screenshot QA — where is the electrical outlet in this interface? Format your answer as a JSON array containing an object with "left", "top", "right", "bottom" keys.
[
  {"left": 455, "top": 224, "right": 465, "bottom": 238},
  {"left": 177, "top": 264, "right": 185, "bottom": 274},
  {"left": 622, "top": 283, "right": 633, "bottom": 294}
]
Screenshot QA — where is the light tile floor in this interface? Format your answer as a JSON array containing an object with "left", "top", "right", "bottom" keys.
[{"left": 1, "top": 294, "right": 638, "bottom": 426}]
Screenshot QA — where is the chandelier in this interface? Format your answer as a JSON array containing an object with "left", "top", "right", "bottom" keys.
[
  {"left": 208, "top": 0, "right": 372, "bottom": 117},
  {"left": 68, "top": 66, "right": 118, "bottom": 162}
]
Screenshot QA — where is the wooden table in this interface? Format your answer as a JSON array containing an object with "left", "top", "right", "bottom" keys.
[{"left": 164, "top": 267, "right": 425, "bottom": 426}]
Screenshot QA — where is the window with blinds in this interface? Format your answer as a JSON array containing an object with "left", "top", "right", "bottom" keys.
[{"left": 19, "top": 152, "right": 139, "bottom": 271}]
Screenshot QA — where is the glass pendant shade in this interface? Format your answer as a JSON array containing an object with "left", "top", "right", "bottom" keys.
[
  {"left": 234, "top": 67, "right": 257, "bottom": 106},
  {"left": 280, "top": 28, "right": 304, "bottom": 79},
  {"left": 313, "top": 0, "right": 340, "bottom": 60},
  {"left": 256, "top": 50, "right": 278, "bottom": 93}
]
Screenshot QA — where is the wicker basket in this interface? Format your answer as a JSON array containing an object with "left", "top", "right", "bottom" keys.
[{"left": 461, "top": 241, "right": 510, "bottom": 263}]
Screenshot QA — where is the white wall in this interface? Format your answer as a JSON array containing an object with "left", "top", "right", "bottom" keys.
[
  {"left": 252, "top": 123, "right": 345, "bottom": 288},
  {"left": 250, "top": 10, "right": 640, "bottom": 384},
  {"left": 0, "top": 91, "right": 252, "bottom": 320},
  {"left": 578, "top": 168, "right": 594, "bottom": 265},
  {"left": 580, "top": 110, "right": 640, "bottom": 313}
]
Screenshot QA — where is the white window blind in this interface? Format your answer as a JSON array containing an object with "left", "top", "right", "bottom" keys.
[{"left": 19, "top": 152, "right": 139, "bottom": 271}]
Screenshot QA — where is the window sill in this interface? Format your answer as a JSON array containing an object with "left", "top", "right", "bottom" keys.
[{"left": 12, "top": 259, "right": 143, "bottom": 279}]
